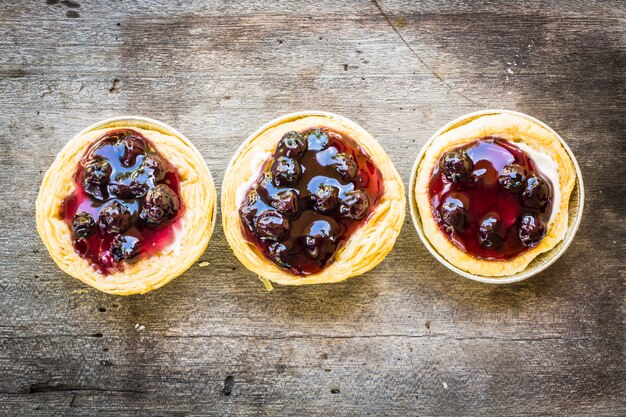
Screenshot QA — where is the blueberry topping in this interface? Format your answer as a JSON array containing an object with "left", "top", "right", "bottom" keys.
[
  {"left": 239, "top": 199, "right": 259, "bottom": 230},
  {"left": 277, "top": 131, "right": 308, "bottom": 159},
  {"left": 313, "top": 184, "right": 339, "bottom": 212},
  {"left": 238, "top": 127, "right": 383, "bottom": 275},
  {"left": 478, "top": 212, "right": 504, "bottom": 248},
  {"left": 110, "top": 234, "right": 142, "bottom": 263},
  {"left": 303, "top": 219, "right": 338, "bottom": 260},
  {"left": 271, "top": 189, "right": 299, "bottom": 216},
  {"left": 518, "top": 213, "right": 546, "bottom": 247},
  {"left": 119, "top": 133, "right": 148, "bottom": 167},
  {"left": 254, "top": 211, "right": 289, "bottom": 241},
  {"left": 339, "top": 189, "right": 370, "bottom": 220},
  {"left": 302, "top": 128, "right": 329, "bottom": 151},
  {"left": 429, "top": 137, "right": 555, "bottom": 260},
  {"left": 440, "top": 151, "right": 473, "bottom": 183},
  {"left": 268, "top": 242, "right": 288, "bottom": 266},
  {"left": 82, "top": 158, "right": 112, "bottom": 200},
  {"left": 140, "top": 184, "right": 180, "bottom": 228},
  {"left": 108, "top": 180, "right": 149, "bottom": 199},
  {"left": 139, "top": 152, "right": 168, "bottom": 183},
  {"left": 441, "top": 198, "right": 466, "bottom": 231},
  {"left": 522, "top": 174, "right": 550, "bottom": 210},
  {"left": 99, "top": 201, "right": 131, "bottom": 234},
  {"left": 333, "top": 153, "right": 358, "bottom": 181},
  {"left": 72, "top": 212, "right": 96, "bottom": 238},
  {"left": 271, "top": 156, "right": 301, "bottom": 186},
  {"left": 63, "top": 129, "right": 183, "bottom": 275},
  {"left": 498, "top": 164, "right": 526, "bottom": 192}
]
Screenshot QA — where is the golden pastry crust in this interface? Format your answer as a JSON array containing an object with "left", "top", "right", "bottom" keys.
[
  {"left": 36, "top": 123, "right": 216, "bottom": 295},
  {"left": 414, "top": 112, "right": 577, "bottom": 277},
  {"left": 222, "top": 112, "right": 405, "bottom": 286}
]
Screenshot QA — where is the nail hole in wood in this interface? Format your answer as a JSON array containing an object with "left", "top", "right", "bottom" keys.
[{"left": 223, "top": 375, "right": 234, "bottom": 396}]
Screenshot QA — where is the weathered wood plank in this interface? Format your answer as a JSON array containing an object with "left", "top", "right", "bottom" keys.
[{"left": 0, "top": 0, "right": 624, "bottom": 415}]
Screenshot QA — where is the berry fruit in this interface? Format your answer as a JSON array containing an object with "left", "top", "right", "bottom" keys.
[
  {"left": 440, "top": 151, "right": 473, "bottom": 183},
  {"left": 140, "top": 184, "right": 180, "bottom": 228},
  {"left": 277, "top": 131, "right": 307, "bottom": 159},
  {"left": 518, "top": 214, "right": 547, "bottom": 247},
  {"left": 499, "top": 164, "right": 526, "bottom": 192}
]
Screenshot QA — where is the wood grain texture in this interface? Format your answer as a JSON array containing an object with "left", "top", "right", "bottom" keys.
[{"left": 0, "top": 0, "right": 624, "bottom": 415}]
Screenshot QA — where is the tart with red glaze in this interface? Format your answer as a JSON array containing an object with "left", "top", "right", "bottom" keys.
[
  {"left": 36, "top": 118, "right": 216, "bottom": 295},
  {"left": 222, "top": 112, "right": 405, "bottom": 287},
  {"left": 413, "top": 112, "right": 578, "bottom": 277}
]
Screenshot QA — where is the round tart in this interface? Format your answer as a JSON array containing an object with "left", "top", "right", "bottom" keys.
[
  {"left": 36, "top": 117, "right": 216, "bottom": 295},
  {"left": 412, "top": 110, "right": 582, "bottom": 280},
  {"left": 222, "top": 112, "right": 405, "bottom": 287}
]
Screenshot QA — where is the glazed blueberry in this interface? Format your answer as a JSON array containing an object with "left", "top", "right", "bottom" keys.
[
  {"left": 303, "top": 219, "right": 338, "bottom": 260},
  {"left": 498, "top": 164, "right": 526, "bottom": 192},
  {"left": 478, "top": 212, "right": 504, "bottom": 248},
  {"left": 268, "top": 242, "right": 288, "bottom": 266},
  {"left": 518, "top": 214, "right": 546, "bottom": 247},
  {"left": 522, "top": 174, "right": 550, "bottom": 210},
  {"left": 440, "top": 151, "right": 473, "bottom": 183},
  {"left": 277, "top": 131, "right": 308, "bottom": 159},
  {"left": 140, "top": 184, "right": 180, "bottom": 228},
  {"left": 441, "top": 198, "right": 466, "bottom": 231},
  {"left": 254, "top": 211, "right": 289, "bottom": 241},
  {"left": 108, "top": 179, "right": 149, "bottom": 199},
  {"left": 99, "top": 201, "right": 131, "bottom": 234},
  {"left": 72, "top": 212, "right": 96, "bottom": 238},
  {"left": 239, "top": 199, "right": 259, "bottom": 230},
  {"left": 303, "top": 128, "right": 330, "bottom": 151},
  {"left": 82, "top": 158, "right": 112, "bottom": 200},
  {"left": 313, "top": 184, "right": 339, "bottom": 212},
  {"left": 110, "top": 234, "right": 142, "bottom": 263},
  {"left": 271, "top": 189, "right": 298, "bottom": 216},
  {"left": 333, "top": 153, "right": 358, "bottom": 181},
  {"left": 119, "top": 133, "right": 148, "bottom": 167},
  {"left": 271, "top": 156, "right": 301, "bottom": 186},
  {"left": 139, "top": 152, "right": 168, "bottom": 183},
  {"left": 339, "top": 189, "right": 370, "bottom": 220}
]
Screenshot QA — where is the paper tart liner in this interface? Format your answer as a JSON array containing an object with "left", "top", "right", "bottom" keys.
[
  {"left": 36, "top": 116, "right": 217, "bottom": 295},
  {"left": 409, "top": 109, "right": 584, "bottom": 284},
  {"left": 222, "top": 111, "right": 405, "bottom": 287}
]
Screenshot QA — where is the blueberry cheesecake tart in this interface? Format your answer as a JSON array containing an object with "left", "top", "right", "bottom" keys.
[
  {"left": 36, "top": 118, "right": 216, "bottom": 295},
  {"left": 413, "top": 111, "right": 579, "bottom": 277},
  {"left": 222, "top": 112, "right": 405, "bottom": 287}
]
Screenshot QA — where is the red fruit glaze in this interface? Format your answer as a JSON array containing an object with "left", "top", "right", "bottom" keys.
[
  {"left": 60, "top": 129, "right": 184, "bottom": 275},
  {"left": 239, "top": 127, "right": 384, "bottom": 275},
  {"left": 429, "top": 137, "right": 553, "bottom": 260}
]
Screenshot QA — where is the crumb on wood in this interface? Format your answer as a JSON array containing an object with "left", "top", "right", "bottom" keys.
[{"left": 198, "top": 261, "right": 209, "bottom": 267}]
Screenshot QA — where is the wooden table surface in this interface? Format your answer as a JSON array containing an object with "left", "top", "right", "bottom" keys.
[{"left": 1, "top": 1, "right": 624, "bottom": 416}]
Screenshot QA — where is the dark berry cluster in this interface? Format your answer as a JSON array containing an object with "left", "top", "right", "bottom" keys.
[
  {"left": 69, "top": 130, "right": 181, "bottom": 265},
  {"left": 436, "top": 141, "right": 552, "bottom": 253},
  {"left": 239, "top": 128, "right": 379, "bottom": 273}
]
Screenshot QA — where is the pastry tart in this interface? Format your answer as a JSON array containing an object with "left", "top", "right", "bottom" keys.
[
  {"left": 36, "top": 117, "right": 216, "bottom": 295},
  {"left": 411, "top": 110, "right": 582, "bottom": 281},
  {"left": 222, "top": 112, "right": 405, "bottom": 287}
]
